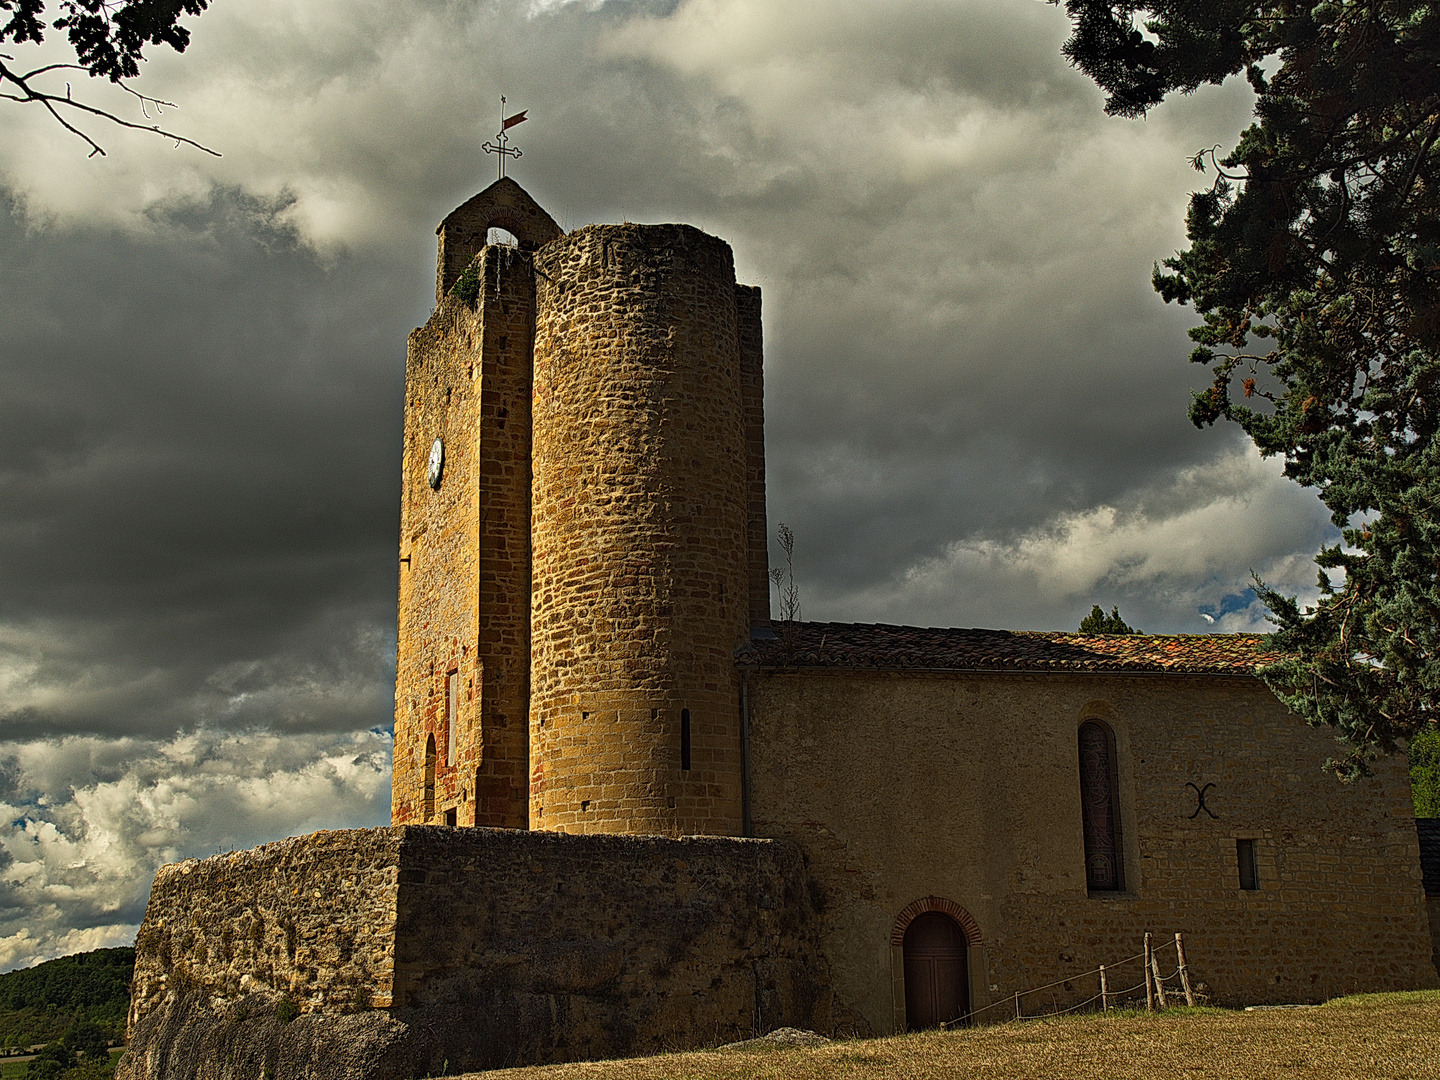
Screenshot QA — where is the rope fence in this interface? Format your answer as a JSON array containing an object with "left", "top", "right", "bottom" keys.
[{"left": 940, "top": 931, "right": 1197, "bottom": 1029}]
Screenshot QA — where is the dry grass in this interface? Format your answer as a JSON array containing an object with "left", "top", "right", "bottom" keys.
[{"left": 476, "top": 991, "right": 1440, "bottom": 1080}]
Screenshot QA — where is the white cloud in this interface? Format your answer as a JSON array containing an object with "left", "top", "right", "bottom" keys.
[
  {"left": 818, "top": 442, "right": 1333, "bottom": 632},
  {"left": 0, "top": 728, "right": 390, "bottom": 972}
]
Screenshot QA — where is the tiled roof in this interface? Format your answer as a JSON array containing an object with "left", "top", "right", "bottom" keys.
[
  {"left": 743, "top": 621, "right": 1284, "bottom": 675},
  {"left": 1417, "top": 819, "right": 1440, "bottom": 895}
]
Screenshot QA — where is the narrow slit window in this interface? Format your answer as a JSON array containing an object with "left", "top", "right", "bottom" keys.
[
  {"left": 680, "top": 708, "right": 692, "bottom": 772},
  {"left": 1237, "top": 839, "right": 1259, "bottom": 890},
  {"left": 1078, "top": 720, "right": 1124, "bottom": 892},
  {"left": 423, "top": 734, "right": 436, "bottom": 823},
  {"left": 446, "top": 670, "right": 459, "bottom": 766}
]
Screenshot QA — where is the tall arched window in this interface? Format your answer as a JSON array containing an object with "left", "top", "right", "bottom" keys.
[
  {"left": 1078, "top": 720, "right": 1123, "bottom": 891},
  {"left": 424, "top": 734, "right": 437, "bottom": 823}
]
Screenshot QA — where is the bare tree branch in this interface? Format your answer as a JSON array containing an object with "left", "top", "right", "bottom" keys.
[{"left": 0, "top": 54, "right": 218, "bottom": 157}]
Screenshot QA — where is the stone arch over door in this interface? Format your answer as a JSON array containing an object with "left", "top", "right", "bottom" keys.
[
  {"left": 435, "top": 177, "right": 564, "bottom": 301},
  {"left": 890, "top": 897, "right": 986, "bottom": 1032}
]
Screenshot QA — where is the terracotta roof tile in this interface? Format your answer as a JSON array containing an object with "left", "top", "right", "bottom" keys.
[{"left": 743, "top": 621, "right": 1283, "bottom": 675}]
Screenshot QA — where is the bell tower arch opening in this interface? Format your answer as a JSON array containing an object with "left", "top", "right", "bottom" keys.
[{"left": 434, "top": 176, "right": 563, "bottom": 302}]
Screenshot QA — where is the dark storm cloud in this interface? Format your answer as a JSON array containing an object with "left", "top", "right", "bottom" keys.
[
  {"left": 585, "top": 0, "right": 1330, "bottom": 625},
  {"left": 0, "top": 189, "right": 413, "bottom": 739}
]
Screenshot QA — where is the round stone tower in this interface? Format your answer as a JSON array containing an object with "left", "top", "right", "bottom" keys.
[{"left": 529, "top": 223, "right": 749, "bottom": 836}]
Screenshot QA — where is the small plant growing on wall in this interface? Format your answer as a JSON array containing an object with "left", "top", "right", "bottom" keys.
[
  {"left": 450, "top": 263, "right": 481, "bottom": 307},
  {"left": 770, "top": 524, "right": 801, "bottom": 623}
]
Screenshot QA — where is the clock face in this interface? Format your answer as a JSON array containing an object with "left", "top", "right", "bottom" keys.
[{"left": 427, "top": 438, "right": 444, "bottom": 490}]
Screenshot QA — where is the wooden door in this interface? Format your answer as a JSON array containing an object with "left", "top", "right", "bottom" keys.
[{"left": 903, "top": 912, "right": 968, "bottom": 1029}]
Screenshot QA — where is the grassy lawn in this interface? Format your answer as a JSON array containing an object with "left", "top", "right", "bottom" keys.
[{"left": 480, "top": 991, "right": 1440, "bottom": 1080}]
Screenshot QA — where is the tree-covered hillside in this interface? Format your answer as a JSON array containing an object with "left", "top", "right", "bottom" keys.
[{"left": 0, "top": 948, "right": 132, "bottom": 1050}]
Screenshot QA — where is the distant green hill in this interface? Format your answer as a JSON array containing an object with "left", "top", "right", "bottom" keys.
[{"left": 0, "top": 948, "right": 133, "bottom": 1050}]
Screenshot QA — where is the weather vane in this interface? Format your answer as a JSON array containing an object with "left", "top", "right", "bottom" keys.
[{"left": 483, "top": 95, "right": 528, "bottom": 180}]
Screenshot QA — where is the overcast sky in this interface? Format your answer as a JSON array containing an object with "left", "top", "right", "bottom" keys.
[{"left": 0, "top": 0, "right": 1336, "bottom": 970}]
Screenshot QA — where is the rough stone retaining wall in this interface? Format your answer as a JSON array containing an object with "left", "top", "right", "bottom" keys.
[
  {"left": 119, "top": 827, "right": 833, "bottom": 1080},
  {"left": 126, "top": 830, "right": 403, "bottom": 1026}
]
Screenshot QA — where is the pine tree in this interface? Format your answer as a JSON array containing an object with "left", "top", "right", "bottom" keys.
[
  {"left": 1078, "top": 605, "right": 1142, "bottom": 634},
  {"left": 1058, "top": 2, "right": 1440, "bottom": 775}
]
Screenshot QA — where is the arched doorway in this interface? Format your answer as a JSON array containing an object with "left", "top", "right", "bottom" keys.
[{"left": 903, "top": 912, "right": 969, "bottom": 1029}]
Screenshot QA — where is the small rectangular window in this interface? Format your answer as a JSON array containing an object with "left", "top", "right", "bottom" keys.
[
  {"left": 444, "top": 807, "right": 457, "bottom": 828},
  {"left": 446, "top": 670, "right": 458, "bottom": 766},
  {"left": 1237, "top": 838, "right": 1259, "bottom": 890},
  {"left": 680, "top": 708, "right": 692, "bottom": 772}
]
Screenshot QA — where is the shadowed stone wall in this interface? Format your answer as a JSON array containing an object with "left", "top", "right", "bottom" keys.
[
  {"left": 120, "top": 828, "right": 836, "bottom": 1080},
  {"left": 747, "top": 669, "right": 1439, "bottom": 1032},
  {"left": 736, "top": 284, "right": 770, "bottom": 631}
]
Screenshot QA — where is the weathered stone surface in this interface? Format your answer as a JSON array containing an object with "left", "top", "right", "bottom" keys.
[
  {"left": 120, "top": 827, "right": 836, "bottom": 1078},
  {"left": 736, "top": 283, "right": 770, "bottom": 631},
  {"left": 119, "top": 993, "right": 416, "bottom": 1080},
  {"left": 398, "top": 210, "right": 766, "bottom": 837},
  {"left": 747, "top": 668, "right": 1440, "bottom": 1030},
  {"left": 394, "top": 245, "right": 535, "bottom": 830},
  {"left": 435, "top": 178, "right": 562, "bottom": 302},
  {"left": 529, "top": 224, "right": 750, "bottom": 837}
]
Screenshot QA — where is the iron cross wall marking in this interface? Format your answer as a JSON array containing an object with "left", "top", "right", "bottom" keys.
[{"left": 1186, "top": 781, "right": 1218, "bottom": 819}]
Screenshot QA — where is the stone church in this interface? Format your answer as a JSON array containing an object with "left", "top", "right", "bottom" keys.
[{"left": 118, "top": 179, "right": 1438, "bottom": 1080}]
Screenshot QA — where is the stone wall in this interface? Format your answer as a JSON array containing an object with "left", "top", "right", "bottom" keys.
[
  {"left": 394, "top": 293, "right": 482, "bottom": 827},
  {"left": 127, "top": 830, "right": 403, "bottom": 1028},
  {"left": 1428, "top": 898, "right": 1440, "bottom": 974},
  {"left": 471, "top": 247, "right": 536, "bottom": 828},
  {"left": 434, "top": 177, "right": 562, "bottom": 301},
  {"left": 736, "top": 284, "right": 770, "bottom": 630},
  {"left": 387, "top": 828, "right": 833, "bottom": 1060},
  {"left": 121, "top": 828, "right": 835, "bottom": 1080},
  {"left": 528, "top": 224, "right": 750, "bottom": 837},
  {"left": 746, "top": 669, "right": 1439, "bottom": 1033},
  {"left": 395, "top": 245, "right": 538, "bottom": 830}
]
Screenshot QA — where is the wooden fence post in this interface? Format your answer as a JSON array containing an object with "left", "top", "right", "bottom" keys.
[
  {"left": 1143, "top": 932, "right": 1155, "bottom": 1011},
  {"left": 1014, "top": 990, "right": 1022, "bottom": 1021},
  {"left": 1099, "top": 964, "right": 1109, "bottom": 1012},
  {"left": 1176, "top": 932, "right": 1195, "bottom": 1007},
  {"left": 1150, "top": 943, "right": 1169, "bottom": 1008}
]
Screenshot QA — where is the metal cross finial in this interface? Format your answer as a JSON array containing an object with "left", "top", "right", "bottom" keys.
[{"left": 482, "top": 94, "right": 527, "bottom": 180}]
